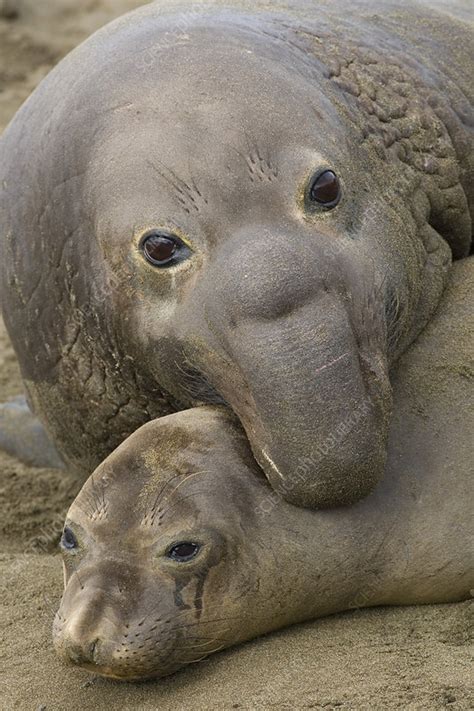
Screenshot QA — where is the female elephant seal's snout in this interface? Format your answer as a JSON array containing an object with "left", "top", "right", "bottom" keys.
[{"left": 54, "top": 260, "right": 473, "bottom": 680}]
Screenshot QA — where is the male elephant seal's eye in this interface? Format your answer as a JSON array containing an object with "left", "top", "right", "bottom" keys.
[
  {"left": 166, "top": 542, "right": 201, "bottom": 562},
  {"left": 60, "top": 526, "right": 78, "bottom": 551},
  {"left": 309, "top": 170, "right": 341, "bottom": 208},
  {"left": 140, "top": 231, "right": 190, "bottom": 267}
]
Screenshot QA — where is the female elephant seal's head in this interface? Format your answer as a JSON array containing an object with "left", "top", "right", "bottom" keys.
[
  {"left": 55, "top": 407, "right": 382, "bottom": 680},
  {"left": 54, "top": 407, "right": 274, "bottom": 681},
  {"left": 1, "top": 2, "right": 464, "bottom": 508}
]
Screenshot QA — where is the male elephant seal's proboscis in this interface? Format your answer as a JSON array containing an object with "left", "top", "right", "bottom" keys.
[
  {"left": 0, "top": 0, "right": 473, "bottom": 507},
  {"left": 53, "top": 261, "right": 473, "bottom": 681}
]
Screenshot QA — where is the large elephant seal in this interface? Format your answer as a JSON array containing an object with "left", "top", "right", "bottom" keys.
[
  {"left": 53, "top": 260, "right": 473, "bottom": 681},
  {"left": 0, "top": 1, "right": 472, "bottom": 507}
]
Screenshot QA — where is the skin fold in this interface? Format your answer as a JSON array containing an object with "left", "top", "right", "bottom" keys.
[
  {"left": 53, "top": 259, "right": 473, "bottom": 681},
  {"left": 0, "top": 0, "right": 472, "bottom": 507}
]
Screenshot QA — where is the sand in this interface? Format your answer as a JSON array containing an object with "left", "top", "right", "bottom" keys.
[{"left": 0, "top": 2, "right": 472, "bottom": 709}]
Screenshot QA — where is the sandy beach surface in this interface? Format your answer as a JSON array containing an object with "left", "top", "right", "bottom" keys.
[{"left": 0, "top": 2, "right": 473, "bottom": 709}]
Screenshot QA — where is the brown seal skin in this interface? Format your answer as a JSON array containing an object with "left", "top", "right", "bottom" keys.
[
  {"left": 53, "top": 260, "right": 474, "bottom": 681},
  {"left": 0, "top": 1, "right": 473, "bottom": 508}
]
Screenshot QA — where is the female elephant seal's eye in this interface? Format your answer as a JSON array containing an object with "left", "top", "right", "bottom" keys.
[
  {"left": 167, "top": 542, "right": 201, "bottom": 562},
  {"left": 140, "top": 231, "right": 189, "bottom": 267},
  {"left": 309, "top": 170, "right": 341, "bottom": 208},
  {"left": 60, "top": 526, "right": 78, "bottom": 551}
]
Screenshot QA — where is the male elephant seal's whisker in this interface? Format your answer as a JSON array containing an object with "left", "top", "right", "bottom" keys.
[
  {"left": 260, "top": 450, "right": 286, "bottom": 482},
  {"left": 314, "top": 352, "right": 350, "bottom": 376},
  {"left": 173, "top": 359, "right": 227, "bottom": 405}
]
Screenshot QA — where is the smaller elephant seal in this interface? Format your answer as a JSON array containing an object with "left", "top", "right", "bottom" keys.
[{"left": 53, "top": 261, "right": 473, "bottom": 681}]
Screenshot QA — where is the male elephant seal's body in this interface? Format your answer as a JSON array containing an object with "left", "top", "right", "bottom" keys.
[
  {"left": 53, "top": 260, "right": 473, "bottom": 681},
  {"left": 0, "top": 1, "right": 473, "bottom": 507}
]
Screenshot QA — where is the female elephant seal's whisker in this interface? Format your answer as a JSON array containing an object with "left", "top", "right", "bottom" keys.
[{"left": 145, "top": 469, "right": 211, "bottom": 524}]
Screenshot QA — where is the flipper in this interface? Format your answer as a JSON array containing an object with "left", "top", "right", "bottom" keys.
[{"left": 0, "top": 395, "right": 65, "bottom": 469}]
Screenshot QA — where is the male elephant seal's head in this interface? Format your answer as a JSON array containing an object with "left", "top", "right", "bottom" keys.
[
  {"left": 53, "top": 408, "right": 282, "bottom": 681},
  {"left": 0, "top": 4, "right": 455, "bottom": 506}
]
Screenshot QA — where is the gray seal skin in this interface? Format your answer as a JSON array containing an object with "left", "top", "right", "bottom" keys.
[
  {"left": 0, "top": 1, "right": 473, "bottom": 508},
  {"left": 53, "top": 260, "right": 474, "bottom": 681}
]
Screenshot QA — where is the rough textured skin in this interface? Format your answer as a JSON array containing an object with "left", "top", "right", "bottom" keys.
[
  {"left": 0, "top": 0, "right": 472, "bottom": 507},
  {"left": 53, "top": 259, "right": 474, "bottom": 680}
]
